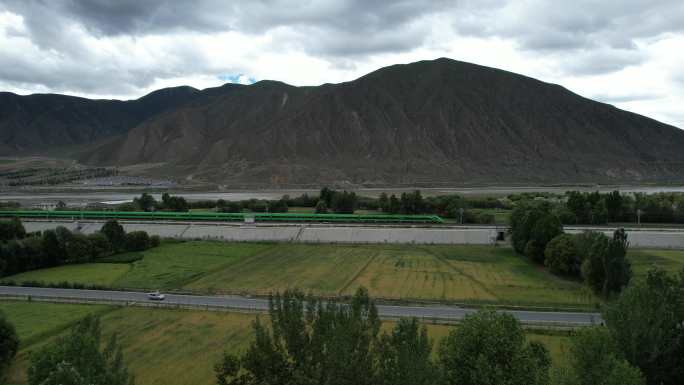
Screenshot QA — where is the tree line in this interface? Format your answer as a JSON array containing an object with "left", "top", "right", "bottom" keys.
[
  {"left": 0, "top": 218, "right": 158, "bottom": 279},
  {"left": 3, "top": 267, "right": 680, "bottom": 385},
  {"left": 510, "top": 201, "right": 632, "bottom": 297}
]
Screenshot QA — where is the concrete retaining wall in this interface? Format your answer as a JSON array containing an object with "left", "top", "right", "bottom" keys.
[
  {"left": 22, "top": 220, "right": 684, "bottom": 248},
  {"left": 565, "top": 229, "right": 684, "bottom": 249}
]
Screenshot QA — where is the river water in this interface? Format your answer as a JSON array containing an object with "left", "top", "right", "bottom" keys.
[{"left": 2, "top": 185, "right": 684, "bottom": 206}]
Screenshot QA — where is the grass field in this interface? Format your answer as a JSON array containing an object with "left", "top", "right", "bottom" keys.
[
  {"left": 628, "top": 249, "right": 684, "bottom": 276},
  {"left": 6, "top": 241, "right": 683, "bottom": 309},
  {"left": 1, "top": 300, "right": 571, "bottom": 385},
  {"left": 6, "top": 263, "right": 130, "bottom": 286},
  {"left": 5, "top": 241, "right": 275, "bottom": 290}
]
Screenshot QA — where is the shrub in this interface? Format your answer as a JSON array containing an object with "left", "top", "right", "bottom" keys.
[
  {"left": 125, "top": 231, "right": 151, "bottom": 252},
  {"left": 544, "top": 234, "right": 581, "bottom": 276},
  {"left": 150, "top": 235, "right": 161, "bottom": 248}
]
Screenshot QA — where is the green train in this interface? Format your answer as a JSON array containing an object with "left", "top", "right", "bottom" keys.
[{"left": 0, "top": 210, "right": 444, "bottom": 224}]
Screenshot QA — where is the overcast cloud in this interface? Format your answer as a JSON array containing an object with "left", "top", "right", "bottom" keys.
[{"left": 0, "top": 0, "right": 682, "bottom": 128}]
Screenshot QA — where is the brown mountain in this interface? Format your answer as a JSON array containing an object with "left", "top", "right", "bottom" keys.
[
  {"left": 5, "top": 58, "right": 684, "bottom": 186},
  {"left": 0, "top": 85, "right": 199, "bottom": 154}
]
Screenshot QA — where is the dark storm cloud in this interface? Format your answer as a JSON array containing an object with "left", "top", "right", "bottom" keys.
[{"left": 1, "top": 0, "right": 450, "bottom": 56}]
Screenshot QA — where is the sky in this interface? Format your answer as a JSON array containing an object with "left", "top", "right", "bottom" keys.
[{"left": 0, "top": 0, "right": 683, "bottom": 128}]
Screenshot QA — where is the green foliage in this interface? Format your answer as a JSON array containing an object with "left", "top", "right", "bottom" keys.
[
  {"left": 331, "top": 190, "right": 357, "bottom": 214},
  {"left": 84, "top": 234, "right": 108, "bottom": 257},
  {"left": 388, "top": 194, "right": 400, "bottom": 214},
  {"left": 160, "top": 193, "right": 189, "bottom": 212},
  {"left": 399, "top": 190, "right": 424, "bottom": 214},
  {"left": 215, "top": 287, "right": 381, "bottom": 385},
  {"left": 150, "top": 235, "right": 161, "bottom": 248},
  {"left": 0, "top": 311, "right": 19, "bottom": 383},
  {"left": 438, "top": 310, "right": 551, "bottom": 385},
  {"left": 581, "top": 229, "right": 631, "bottom": 296},
  {"left": 510, "top": 201, "right": 563, "bottom": 262},
  {"left": 267, "top": 199, "right": 288, "bottom": 213},
  {"left": 133, "top": 192, "right": 156, "bottom": 212},
  {"left": 545, "top": 234, "right": 581, "bottom": 276},
  {"left": 41, "top": 229, "right": 65, "bottom": 267},
  {"left": 27, "top": 315, "right": 135, "bottom": 385},
  {"left": 557, "top": 326, "right": 643, "bottom": 385},
  {"left": 125, "top": 231, "right": 151, "bottom": 252},
  {"left": 101, "top": 220, "right": 126, "bottom": 252},
  {"left": 65, "top": 233, "right": 94, "bottom": 263},
  {"left": 314, "top": 200, "right": 328, "bottom": 214},
  {"left": 375, "top": 318, "right": 437, "bottom": 385},
  {"left": 603, "top": 268, "right": 684, "bottom": 385},
  {"left": 0, "top": 217, "right": 26, "bottom": 241}
]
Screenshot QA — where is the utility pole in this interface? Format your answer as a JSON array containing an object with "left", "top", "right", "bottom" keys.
[
  {"left": 459, "top": 208, "right": 464, "bottom": 224},
  {"left": 637, "top": 208, "right": 642, "bottom": 226}
]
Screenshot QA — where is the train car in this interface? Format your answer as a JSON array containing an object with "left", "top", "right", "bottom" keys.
[{"left": 0, "top": 210, "right": 444, "bottom": 224}]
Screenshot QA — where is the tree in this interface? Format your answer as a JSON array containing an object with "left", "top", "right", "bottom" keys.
[
  {"left": 378, "top": 193, "right": 389, "bottom": 212},
  {"left": 375, "top": 318, "right": 437, "bottom": 385},
  {"left": 605, "top": 190, "right": 623, "bottom": 222},
  {"left": 319, "top": 187, "right": 334, "bottom": 207},
  {"left": 27, "top": 315, "right": 135, "bottom": 385},
  {"left": 509, "top": 201, "right": 552, "bottom": 254},
  {"left": 65, "top": 233, "right": 94, "bottom": 263},
  {"left": 388, "top": 194, "right": 400, "bottom": 214},
  {"left": 581, "top": 229, "right": 631, "bottom": 296},
  {"left": 438, "top": 310, "right": 550, "bottom": 385},
  {"left": 161, "top": 193, "right": 188, "bottom": 212},
  {"left": 101, "top": 220, "right": 126, "bottom": 252},
  {"left": 331, "top": 191, "right": 357, "bottom": 214},
  {"left": 315, "top": 200, "right": 328, "bottom": 214},
  {"left": 544, "top": 234, "right": 581, "bottom": 276},
  {"left": 528, "top": 213, "right": 563, "bottom": 263},
  {"left": 602, "top": 228, "right": 631, "bottom": 296},
  {"left": 0, "top": 217, "right": 25, "bottom": 241},
  {"left": 125, "top": 231, "right": 150, "bottom": 252},
  {"left": 0, "top": 311, "right": 19, "bottom": 383},
  {"left": 41, "top": 229, "right": 65, "bottom": 267},
  {"left": 87, "top": 233, "right": 111, "bottom": 259},
  {"left": 215, "top": 288, "right": 381, "bottom": 385},
  {"left": 268, "top": 199, "right": 288, "bottom": 213},
  {"left": 133, "top": 193, "right": 156, "bottom": 212},
  {"left": 557, "top": 326, "right": 644, "bottom": 385},
  {"left": 603, "top": 268, "right": 684, "bottom": 385}
]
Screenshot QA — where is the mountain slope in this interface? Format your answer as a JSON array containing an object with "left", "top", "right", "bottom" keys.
[
  {"left": 3, "top": 58, "right": 684, "bottom": 186},
  {"left": 0, "top": 86, "right": 199, "bottom": 154},
  {"left": 82, "top": 58, "right": 684, "bottom": 185}
]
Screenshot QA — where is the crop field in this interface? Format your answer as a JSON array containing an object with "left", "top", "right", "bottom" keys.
[
  {"left": 5, "top": 241, "right": 599, "bottom": 308},
  {"left": 1, "top": 300, "right": 571, "bottom": 385},
  {"left": 8, "top": 241, "right": 683, "bottom": 308}
]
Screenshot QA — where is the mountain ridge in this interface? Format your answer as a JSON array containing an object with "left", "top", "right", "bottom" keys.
[{"left": 2, "top": 58, "right": 683, "bottom": 186}]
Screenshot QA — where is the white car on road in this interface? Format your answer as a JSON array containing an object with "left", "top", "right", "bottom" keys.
[{"left": 147, "top": 291, "right": 165, "bottom": 300}]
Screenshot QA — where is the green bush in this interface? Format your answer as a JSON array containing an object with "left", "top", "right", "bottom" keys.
[
  {"left": 125, "top": 231, "right": 151, "bottom": 252},
  {"left": 544, "top": 234, "right": 580, "bottom": 276}
]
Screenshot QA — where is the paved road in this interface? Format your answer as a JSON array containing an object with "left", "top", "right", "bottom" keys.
[{"left": 0, "top": 286, "right": 602, "bottom": 326}]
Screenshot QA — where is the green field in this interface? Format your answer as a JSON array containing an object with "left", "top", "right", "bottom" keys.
[
  {"left": 1, "top": 300, "right": 571, "bottom": 385},
  {"left": 6, "top": 241, "right": 683, "bottom": 309},
  {"left": 7, "top": 263, "right": 130, "bottom": 286},
  {"left": 628, "top": 249, "right": 684, "bottom": 276}
]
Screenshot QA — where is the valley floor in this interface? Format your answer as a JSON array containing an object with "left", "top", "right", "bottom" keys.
[{"left": 4, "top": 241, "right": 683, "bottom": 309}]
